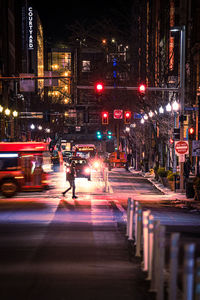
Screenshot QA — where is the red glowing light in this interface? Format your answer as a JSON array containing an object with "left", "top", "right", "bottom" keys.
[
  {"left": 125, "top": 112, "right": 131, "bottom": 117},
  {"left": 189, "top": 127, "right": 194, "bottom": 134},
  {"left": 95, "top": 82, "right": 104, "bottom": 92},
  {"left": 139, "top": 84, "right": 146, "bottom": 93}
]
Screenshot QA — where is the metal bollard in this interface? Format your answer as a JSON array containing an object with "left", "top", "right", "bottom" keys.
[
  {"left": 142, "top": 210, "right": 151, "bottom": 271},
  {"left": 183, "top": 243, "right": 195, "bottom": 300},
  {"left": 134, "top": 201, "right": 139, "bottom": 244},
  {"left": 135, "top": 203, "right": 143, "bottom": 257},
  {"left": 147, "top": 214, "right": 154, "bottom": 280},
  {"left": 195, "top": 258, "right": 200, "bottom": 300},
  {"left": 169, "top": 232, "right": 180, "bottom": 300},
  {"left": 104, "top": 168, "right": 109, "bottom": 192},
  {"left": 128, "top": 198, "right": 134, "bottom": 241},
  {"left": 156, "top": 225, "right": 166, "bottom": 300},
  {"left": 126, "top": 197, "right": 131, "bottom": 237},
  {"left": 150, "top": 220, "right": 160, "bottom": 292}
]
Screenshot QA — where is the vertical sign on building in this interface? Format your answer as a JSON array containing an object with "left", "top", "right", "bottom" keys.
[{"left": 27, "top": 6, "right": 34, "bottom": 50}]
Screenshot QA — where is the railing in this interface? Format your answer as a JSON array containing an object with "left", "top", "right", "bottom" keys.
[{"left": 126, "top": 198, "right": 200, "bottom": 300}]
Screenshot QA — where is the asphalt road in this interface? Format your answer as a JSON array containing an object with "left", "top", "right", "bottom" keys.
[
  {"left": 0, "top": 168, "right": 200, "bottom": 300},
  {"left": 0, "top": 169, "right": 154, "bottom": 300}
]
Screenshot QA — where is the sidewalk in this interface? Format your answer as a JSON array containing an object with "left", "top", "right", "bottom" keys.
[{"left": 129, "top": 167, "right": 200, "bottom": 209}]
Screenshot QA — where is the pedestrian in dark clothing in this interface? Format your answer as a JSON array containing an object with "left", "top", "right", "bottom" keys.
[{"left": 62, "top": 161, "right": 78, "bottom": 198}]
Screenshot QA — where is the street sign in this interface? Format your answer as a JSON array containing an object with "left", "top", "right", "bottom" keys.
[
  {"left": 175, "top": 141, "right": 189, "bottom": 155},
  {"left": 133, "top": 112, "right": 142, "bottom": 119},
  {"left": 192, "top": 140, "right": 200, "bottom": 156},
  {"left": 113, "top": 109, "right": 123, "bottom": 119},
  {"left": 184, "top": 107, "right": 199, "bottom": 111}
]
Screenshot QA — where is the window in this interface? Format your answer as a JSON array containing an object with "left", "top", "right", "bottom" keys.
[
  {"left": 82, "top": 60, "right": 90, "bottom": 72},
  {"left": 0, "top": 154, "right": 18, "bottom": 171}
]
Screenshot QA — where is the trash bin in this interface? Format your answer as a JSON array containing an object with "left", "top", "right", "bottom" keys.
[
  {"left": 185, "top": 178, "right": 195, "bottom": 198},
  {"left": 173, "top": 174, "right": 180, "bottom": 192}
]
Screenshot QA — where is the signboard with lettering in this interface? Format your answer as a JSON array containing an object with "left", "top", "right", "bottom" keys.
[
  {"left": 27, "top": 7, "right": 34, "bottom": 50},
  {"left": 113, "top": 110, "right": 123, "bottom": 119},
  {"left": 175, "top": 141, "right": 189, "bottom": 155}
]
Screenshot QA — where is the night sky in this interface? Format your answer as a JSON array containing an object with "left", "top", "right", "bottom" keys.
[{"left": 33, "top": 0, "right": 132, "bottom": 42}]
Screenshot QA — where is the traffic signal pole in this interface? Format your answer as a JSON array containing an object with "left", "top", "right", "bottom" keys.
[{"left": 179, "top": 26, "right": 186, "bottom": 191}]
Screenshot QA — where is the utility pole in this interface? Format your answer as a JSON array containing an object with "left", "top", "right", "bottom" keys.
[{"left": 179, "top": 25, "right": 186, "bottom": 191}]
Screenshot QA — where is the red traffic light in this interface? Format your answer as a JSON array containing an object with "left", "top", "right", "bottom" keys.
[
  {"left": 124, "top": 111, "right": 131, "bottom": 124},
  {"left": 102, "top": 111, "right": 109, "bottom": 124},
  {"left": 138, "top": 84, "right": 146, "bottom": 94},
  {"left": 95, "top": 82, "right": 104, "bottom": 93},
  {"left": 125, "top": 111, "right": 131, "bottom": 118},
  {"left": 169, "top": 138, "right": 174, "bottom": 144},
  {"left": 189, "top": 127, "right": 194, "bottom": 135}
]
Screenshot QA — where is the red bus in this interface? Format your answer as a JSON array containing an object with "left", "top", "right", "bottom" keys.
[{"left": 0, "top": 142, "right": 51, "bottom": 197}]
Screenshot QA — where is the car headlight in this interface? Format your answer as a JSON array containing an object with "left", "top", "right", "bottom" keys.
[
  {"left": 84, "top": 167, "right": 90, "bottom": 174},
  {"left": 93, "top": 161, "right": 100, "bottom": 169}
]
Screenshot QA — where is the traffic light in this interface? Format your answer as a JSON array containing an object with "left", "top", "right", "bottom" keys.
[
  {"left": 138, "top": 84, "right": 146, "bottom": 95},
  {"left": 102, "top": 111, "right": 109, "bottom": 124},
  {"left": 107, "top": 130, "right": 112, "bottom": 139},
  {"left": 169, "top": 138, "right": 174, "bottom": 145},
  {"left": 96, "top": 131, "right": 102, "bottom": 140},
  {"left": 124, "top": 111, "right": 131, "bottom": 124},
  {"left": 174, "top": 128, "right": 180, "bottom": 140},
  {"left": 94, "top": 82, "right": 104, "bottom": 97},
  {"left": 188, "top": 127, "right": 195, "bottom": 140}
]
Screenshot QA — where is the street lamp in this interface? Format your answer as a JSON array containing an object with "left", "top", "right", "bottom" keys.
[
  {"left": 5, "top": 108, "right": 10, "bottom": 116},
  {"left": 170, "top": 25, "right": 186, "bottom": 191},
  {"left": 172, "top": 100, "right": 179, "bottom": 111},
  {"left": 159, "top": 106, "right": 164, "bottom": 114},
  {"left": 12, "top": 110, "right": 18, "bottom": 117},
  {"left": 166, "top": 103, "right": 172, "bottom": 112}
]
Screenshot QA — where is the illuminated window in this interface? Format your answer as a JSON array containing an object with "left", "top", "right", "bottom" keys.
[{"left": 82, "top": 61, "right": 90, "bottom": 72}]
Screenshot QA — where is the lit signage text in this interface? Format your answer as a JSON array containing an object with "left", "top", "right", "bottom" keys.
[{"left": 28, "top": 7, "right": 34, "bottom": 50}]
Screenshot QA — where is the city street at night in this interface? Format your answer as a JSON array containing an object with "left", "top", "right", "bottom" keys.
[
  {"left": 0, "top": 168, "right": 200, "bottom": 299},
  {"left": 1, "top": 1, "right": 200, "bottom": 299}
]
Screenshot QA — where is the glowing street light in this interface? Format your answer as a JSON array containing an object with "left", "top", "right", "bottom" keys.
[
  {"left": 172, "top": 100, "right": 179, "bottom": 111},
  {"left": 159, "top": 106, "right": 164, "bottom": 114},
  {"left": 166, "top": 103, "right": 172, "bottom": 112},
  {"left": 13, "top": 110, "right": 18, "bottom": 117},
  {"left": 149, "top": 111, "right": 154, "bottom": 118},
  {"left": 5, "top": 108, "right": 10, "bottom": 116}
]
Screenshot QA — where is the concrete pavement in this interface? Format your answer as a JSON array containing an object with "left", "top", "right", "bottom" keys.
[{"left": 129, "top": 167, "right": 200, "bottom": 209}]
